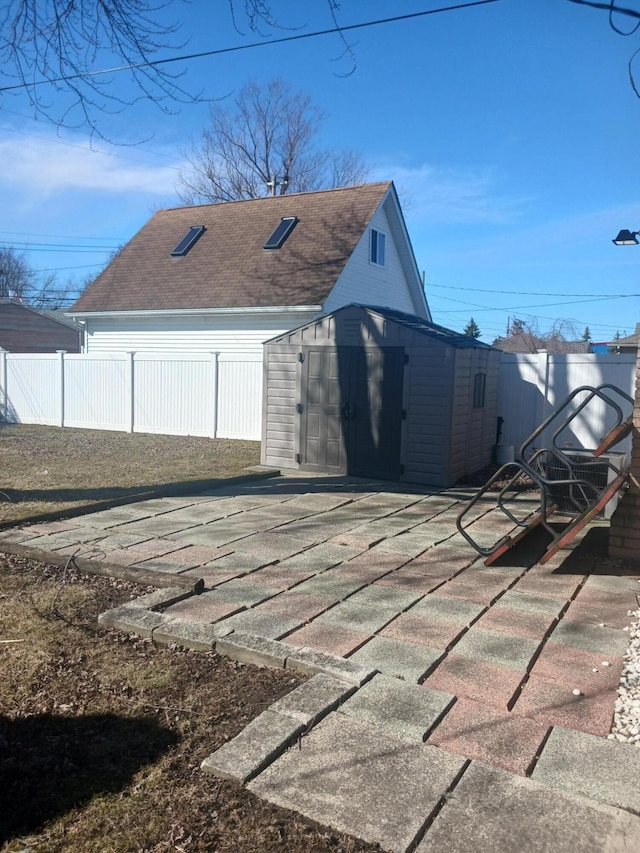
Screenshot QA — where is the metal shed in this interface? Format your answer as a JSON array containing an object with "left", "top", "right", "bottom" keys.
[{"left": 261, "top": 304, "right": 501, "bottom": 487}]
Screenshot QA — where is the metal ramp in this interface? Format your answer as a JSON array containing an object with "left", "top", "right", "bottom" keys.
[{"left": 456, "top": 384, "right": 633, "bottom": 565}]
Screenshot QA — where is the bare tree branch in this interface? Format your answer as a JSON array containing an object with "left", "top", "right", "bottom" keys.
[
  {"left": 177, "top": 78, "right": 368, "bottom": 204},
  {"left": 0, "top": 1, "right": 201, "bottom": 141}
]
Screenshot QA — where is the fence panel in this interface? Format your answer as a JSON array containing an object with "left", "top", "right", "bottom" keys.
[
  {"left": 3, "top": 354, "right": 60, "bottom": 425},
  {"left": 216, "top": 354, "right": 263, "bottom": 440},
  {"left": 2, "top": 349, "right": 634, "bottom": 451},
  {"left": 133, "top": 353, "right": 214, "bottom": 436},
  {"left": 498, "top": 353, "right": 636, "bottom": 456},
  {"left": 63, "top": 353, "right": 129, "bottom": 431}
]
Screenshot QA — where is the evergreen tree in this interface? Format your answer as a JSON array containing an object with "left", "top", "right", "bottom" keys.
[{"left": 463, "top": 318, "right": 481, "bottom": 339}]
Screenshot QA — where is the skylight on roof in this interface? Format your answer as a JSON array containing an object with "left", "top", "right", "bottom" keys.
[
  {"left": 171, "top": 225, "right": 206, "bottom": 257},
  {"left": 264, "top": 216, "right": 298, "bottom": 250}
]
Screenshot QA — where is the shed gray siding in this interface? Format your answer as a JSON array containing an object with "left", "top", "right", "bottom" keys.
[
  {"left": 402, "top": 343, "right": 456, "bottom": 486},
  {"left": 448, "top": 348, "right": 500, "bottom": 484},
  {"left": 261, "top": 345, "right": 298, "bottom": 468},
  {"left": 262, "top": 304, "right": 500, "bottom": 486}
]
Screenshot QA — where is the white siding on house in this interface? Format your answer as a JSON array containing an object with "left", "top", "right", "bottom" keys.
[
  {"left": 83, "top": 310, "right": 319, "bottom": 354},
  {"left": 323, "top": 205, "right": 419, "bottom": 317}
]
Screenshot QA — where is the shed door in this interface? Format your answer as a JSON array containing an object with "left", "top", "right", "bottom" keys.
[{"left": 298, "top": 346, "right": 404, "bottom": 479}]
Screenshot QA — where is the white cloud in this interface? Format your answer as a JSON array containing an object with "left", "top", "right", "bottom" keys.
[
  {"left": 0, "top": 129, "right": 182, "bottom": 198},
  {"left": 370, "top": 162, "right": 530, "bottom": 225}
]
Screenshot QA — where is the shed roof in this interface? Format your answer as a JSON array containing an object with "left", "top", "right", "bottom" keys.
[
  {"left": 69, "top": 182, "right": 393, "bottom": 315},
  {"left": 364, "top": 306, "right": 494, "bottom": 349},
  {"left": 267, "top": 304, "right": 496, "bottom": 349}
]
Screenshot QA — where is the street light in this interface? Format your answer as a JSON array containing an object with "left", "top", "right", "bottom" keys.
[{"left": 612, "top": 229, "right": 640, "bottom": 246}]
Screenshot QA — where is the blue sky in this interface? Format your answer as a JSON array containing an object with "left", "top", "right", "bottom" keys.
[{"left": 2, "top": 0, "right": 640, "bottom": 343}]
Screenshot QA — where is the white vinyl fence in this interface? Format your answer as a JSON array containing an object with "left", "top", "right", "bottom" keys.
[
  {"left": 498, "top": 352, "right": 637, "bottom": 456},
  {"left": 0, "top": 350, "right": 263, "bottom": 440},
  {"left": 1, "top": 349, "right": 637, "bottom": 452}
]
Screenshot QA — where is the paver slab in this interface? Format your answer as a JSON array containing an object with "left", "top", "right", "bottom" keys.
[
  {"left": 215, "top": 632, "right": 297, "bottom": 668},
  {"left": 380, "top": 611, "right": 467, "bottom": 650},
  {"left": 213, "top": 577, "right": 279, "bottom": 607},
  {"left": 495, "top": 590, "right": 566, "bottom": 617},
  {"left": 452, "top": 627, "right": 541, "bottom": 672},
  {"left": 347, "top": 584, "right": 423, "bottom": 611},
  {"left": 216, "top": 610, "right": 303, "bottom": 640},
  {"left": 417, "top": 760, "right": 640, "bottom": 853},
  {"left": 514, "top": 675, "right": 617, "bottom": 736},
  {"left": 285, "top": 647, "right": 376, "bottom": 686},
  {"left": 350, "top": 636, "right": 444, "bottom": 683},
  {"left": 427, "top": 697, "right": 549, "bottom": 776},
  {"left": 423, "top": 654, "right": 526, "bottom": 710},
  {"left": 375, "top": 568, "right": 446, "bottom": 595},
  {"left": 533, "top": 726, "right": 640, "bottom": 813},
  {"left": 339, "top": 673, "right": 455, "bottom": 742},
  {"left": 249, "top": 713, "right": 467, "bottom": 853},
  {"left": 97, "top": 606, "right": 169, "bottom": 637},
  {"left": 293, "top": 574, "right": 365, "bottom": 601},
  {"left": 153, "top": 618, "right": 233, "bottom": 650},
  {"left": 409, "top": 595, "right": 485, "bottom": 625},
  {"left": 201, "top": 709, "right": 304, "bottom": 783},
  {"left": 511, "top": 570, "right": 584, "bottom": 600},
  {"left": 258, "top": 590, "right": 333, "bottom": 621},
  {"left": 277, "top": 541, "right": 363, "bottom": 571},
  {"left": 231, "top": 531, "right": 314, "bottom": 559},
  {"left": 269, "top": 673, "right": 356, "bottom": 726},
  {"left": 315, "top": 601, "right": 399, "bottom": 634},
  {"left": 162, "top": 592, "right": 244, "bottom": 623},
  {"left": 475, "top": 607, "right": 557, "bottom": 641},
  {"left": 285, "top": 623, "right": 370, "bottom": 657},
  {"left": 530, "top": 643, "right": 623, "bottom": 693},
  {"left": 548, "top": 620, "right": 630, "bottom": 657}
]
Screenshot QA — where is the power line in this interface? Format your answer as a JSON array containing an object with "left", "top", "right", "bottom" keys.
[
  {"left": 0, "top": 230, "right": 125, "bottom": 241},
  {"left": 426, "top": 281, "right": 639, "bottom": 299},
  {"left": 0, "top": 1, "right": 504, "bottom": 93}
]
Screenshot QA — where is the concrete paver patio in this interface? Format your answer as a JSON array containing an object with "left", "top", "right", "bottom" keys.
[{"left": 3, "top": 472, "right": 640, "bottom": 852}]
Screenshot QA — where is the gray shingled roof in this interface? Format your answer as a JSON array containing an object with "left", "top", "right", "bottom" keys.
[{"left": 70, "top": 182, "right": 393, "bottom": 314}]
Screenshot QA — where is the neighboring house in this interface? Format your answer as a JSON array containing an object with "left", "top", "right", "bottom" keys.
[
  {"left": 66, "top": 182, "right": 430, "bottom": 353},
  {"left": 0, "top": 299, "right": 83, "bottom": 353},
  {"left": 609, "top": 324, "right": 640, "bottom": 354}
]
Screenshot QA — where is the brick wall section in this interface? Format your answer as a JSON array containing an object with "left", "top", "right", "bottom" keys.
[{"left": 608, "top": 349, "right": 640, "bottom": 560}]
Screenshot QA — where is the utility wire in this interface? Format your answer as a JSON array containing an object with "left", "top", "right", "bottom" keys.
[
  {"left": 0, "top": 1, "right": 504, "bottom": 93},
  {"left": 426, "top": 281, "right": 639, "bottom": 298}
]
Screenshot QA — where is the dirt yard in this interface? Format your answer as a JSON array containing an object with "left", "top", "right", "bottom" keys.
[
  {"left": 0, "top": 554, "right": 378, "bottom": 852},
  {"left": 0, "top": 424, "right": 260, "bottom": 525},
  {"left": 0, "top": 426, "right": 378, "bottom": 850}
]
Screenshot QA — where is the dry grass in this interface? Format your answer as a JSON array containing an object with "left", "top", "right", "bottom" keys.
[
  {"left": 0, "top": 424, "right": 260, "bottom": 525},
  {"left": 0, "top": 555, "right": 378, "bottom": 853}
]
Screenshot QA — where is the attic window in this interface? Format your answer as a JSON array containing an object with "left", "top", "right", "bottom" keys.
[
  {"left": 171, "top": 225, "right": 205, "bottom": 257},
  {"left": 264, "top": 216, "right": 298, "bottom": 249},
  {"left": 370, "top": 228, "right": 386, "bottom": 266}
]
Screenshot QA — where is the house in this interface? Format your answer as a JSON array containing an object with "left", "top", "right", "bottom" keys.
[
  {"left": 0, "top": 299, "right": 83, "bottom": 353},
  {"left": 67, "top": 182, "right": 431, "bottom": 353},
  {"left": 609, "top": 324, "right": 640, "bottom": 354}
]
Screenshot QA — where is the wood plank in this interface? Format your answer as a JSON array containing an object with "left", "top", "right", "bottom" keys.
[
  {"left": 593, "top": 417, "right": 633, "bottom": 457},
  {"left": 484, "top": 504, "right": 558, "bottom": 565},
  {"left": 539, "top": 472, "right": 629, "bottom": 564}
]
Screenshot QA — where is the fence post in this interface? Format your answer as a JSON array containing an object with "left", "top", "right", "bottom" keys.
[
  {"left": 535, "top": 350, "right": 550, "bottom": 444},
  {"left": 127, "top": 352, "right": 135, "bottom": 433},
  {"left": 0, "top": 348, "right": 6, "bottom": 422},
  {"left": 210, "top": 351, "right": 220, "bottom": 438},
  {"left": 56, "top": 350, "right": 66, "bottom": 428}
]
